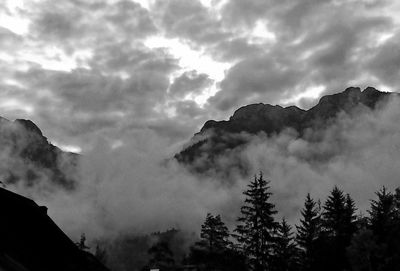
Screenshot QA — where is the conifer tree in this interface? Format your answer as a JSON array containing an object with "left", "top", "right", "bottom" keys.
[
  {"left": 199, "top": 213, "right": 231, "bottom": 253},
  {"left": 344, "top": 193, "right": 357, "bottom": 243},
  {"left": 364, "top": 186, "right": 400, "bottom": 270},
  {"left": 323, "top": 186, "right": 347, "bottom": 236},
  {"left": 349, "top": 186, "right": 400, "bottom": 271},
  {"left": 273, "top": 218, "right": 299, "bottom": 271},
  {"left": 322, "top": 186, "right": 356, "bottom": 270},
  {"left": 235, "top": 172, "right": 278, "bottom": 271},
  {"left": 189, "top": 213, "right": 241, "bottom": 271},
  {"left": 296, "top": 194, "right": 321, "bottom": 270},
  {"left": 369, "top": 186, "right": 395, "bottom": 240}
]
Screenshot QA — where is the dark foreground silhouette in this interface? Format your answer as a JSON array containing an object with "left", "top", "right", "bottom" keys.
[{"left": 0, "top": 187, "right": 109, "bottom": 271}]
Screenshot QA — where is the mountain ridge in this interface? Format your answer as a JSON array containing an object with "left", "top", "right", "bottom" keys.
[
  {"left": 175, "top": 86, "right": 399, "bottom": 173},
  {"left": 200, "top": 86, "right": 392, "bottom": 136}
]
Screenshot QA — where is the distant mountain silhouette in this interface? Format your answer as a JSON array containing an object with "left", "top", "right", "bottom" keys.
[
  {"left": 0, "top": 118, "right": 78, "bottom": 189},
  {"left": 175, "top": 87, "right": 399, "bottom": 174},
  {"left": 0, "top": 187, "right": 109, "bottom": 271}
]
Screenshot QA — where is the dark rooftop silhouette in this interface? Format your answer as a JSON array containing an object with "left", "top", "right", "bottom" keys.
[{"left": 0, "top": 187, "right": 110, "bottom": 271}]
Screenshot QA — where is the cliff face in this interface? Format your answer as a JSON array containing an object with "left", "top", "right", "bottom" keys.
[
  {"left": 175, "top": 87, "right": 398, "bottom": 174},
  {"left": 0, "top": 118, "right": 78, "bottom": 190}
]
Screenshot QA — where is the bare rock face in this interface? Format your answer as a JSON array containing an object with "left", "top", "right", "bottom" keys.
[{"left": 175, "top": 87, "right": 398, "bottom": 175}]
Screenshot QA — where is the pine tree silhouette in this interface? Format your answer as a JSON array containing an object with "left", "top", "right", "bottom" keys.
[
  {"left": 296, "top": 194, "right": 321, "bottom": 271},
  {"left": 273, "top": 218, "right": 299, "bottom": 271},
  {"left": 322, "top": 186, "right": 356, "bottom": 270},
  {"left": 189, "top": 213, "right": 244, "bottom": 271},
  {"left": 234, "top": 172, "right": 278, "bottom": 271},
  {"left": 199, "top": 213, "right": 231, "bottom": 253},
  {"left": 369, "top": 186, "right": 395, "bottom": 240}
]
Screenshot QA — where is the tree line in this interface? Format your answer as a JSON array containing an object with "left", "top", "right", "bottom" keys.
[{"left": 144, "top": 172, "right": 400, "bottom": 271}]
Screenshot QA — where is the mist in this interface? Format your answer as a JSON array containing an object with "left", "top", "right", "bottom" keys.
[{"left": 3, "top": 96, "right": 400, "bottom": 256}]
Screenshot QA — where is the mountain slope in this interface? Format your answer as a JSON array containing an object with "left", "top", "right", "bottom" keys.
[
  {"left": 175, "top": 87, "right": 398, "bottom": 174},
  {"left": 0, "top": 118, "right": 78, "bottom": 190}
]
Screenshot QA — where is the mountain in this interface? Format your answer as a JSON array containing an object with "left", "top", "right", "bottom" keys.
[
  {"left": 175, "top": 87, "right": 399, "bottom": 174},
  {"left": 0, "top": 118, "right": 78, "bottom": 190}
]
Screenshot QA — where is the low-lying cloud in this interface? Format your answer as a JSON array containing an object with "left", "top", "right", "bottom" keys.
[{"left": 3, "top": 95, "right": 399, "bottom": 242}]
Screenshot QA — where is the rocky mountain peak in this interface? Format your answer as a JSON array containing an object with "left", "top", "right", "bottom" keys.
[{"left": 176, "top": 86, "right": 399, "bottom": 173}]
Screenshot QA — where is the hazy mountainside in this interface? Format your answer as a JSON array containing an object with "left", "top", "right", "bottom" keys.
[
  {"left": 0, "top": 117, "right": 78, "bottom": 190},
  {"left": 175, "top": 87, "right": 399, "bottom": 174}
]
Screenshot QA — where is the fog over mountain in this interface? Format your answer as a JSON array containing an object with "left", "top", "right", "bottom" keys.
[
  {"left": 176, "top": 87, "right": 399, "bottom": 176},
  {"left": 1, "top": 87, "right": 398, "bottom": 246},
  {"left": 0, "top": 117, "right": 77, "bottom": 189}
]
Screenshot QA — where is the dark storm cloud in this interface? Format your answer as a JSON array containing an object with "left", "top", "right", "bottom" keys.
[
  {"left": 366, "top": 31, "right": 400, "bottom": 86},
  {"left": 13, "top": 63, "right": 183, "bottom": 147},
  {"left": 153, "top": 0, "right": 268, "bottom": 63},
  {"left": 207, "top": 0, "right": 395, "bottom": 111},
  {"left": 169, "top": 71, "right": 213, "bottom": 98},
  {"left": 210, "top": 37, "right": 265, "bottom": 62},
  {"left": 105, "top": 0, "right": 157, "bottom": 38},
  {"left": 221, "top": 0, "right": 386, "bottom": 35},
  {"left": 33, "top": 11, "right": 79, "bottom": 41},
  {"left": 2, "top": 0, "right": 188, "bottom": 148},
  {"left": 155, "top": 0, "right": 230, "bottom": 45},
  {"left": 29, "top": 0, "right": 156, "bottom": 46},
  {"left": 209, "top": 54, "right": 304, "bottom": 111},
  {"left": 173, "top": 100, "right": 204, "bottom": 118}
]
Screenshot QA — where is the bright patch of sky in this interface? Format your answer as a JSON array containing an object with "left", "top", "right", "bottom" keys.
[
  {"left": 0, "top": 0, "right": 29, "bottom": 35},
  {"left": 0, "top": 99, "right": 34, "bottom": 114},
  {"left": 0, "top": 14, "right": 29, "bottom": 35},
  {"left": 282, "top": 85, "right": 326, "bottom": 106},
  {"left": 132, "top": 0, "right": 153, "bottom": 10},
  {"left": 145, "top": 36, "right": 231, "bottom": 106},
  {"left": 249, "top": 20, "right": 276, "bottom": 44},
  {"left": 23, "top": 48, "right": 77, "bottom": 72},
  {"left": 198, "top": 0, "right": 228, "bottom": 10},
  {"left": 145, "top": 36, "right": 230, "bottom": 81},
  {"left": 375, "top": 32, "right": 395, "bottom": 46},
  {"left": 55, "top": 142, "right": 83, "bottom": 154}
]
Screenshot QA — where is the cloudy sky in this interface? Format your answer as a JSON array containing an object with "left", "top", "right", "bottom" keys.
[{"left": 1, "top": 0, "right": 400, "bottom": 153}]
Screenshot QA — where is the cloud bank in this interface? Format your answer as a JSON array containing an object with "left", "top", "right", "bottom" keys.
[{"left": 2, "top": 96, "right": 398, "bottom": 245}]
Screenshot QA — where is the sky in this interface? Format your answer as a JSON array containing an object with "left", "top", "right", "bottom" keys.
[{"left": 0, "top": 0, "right": 400, "bottom": 153}]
